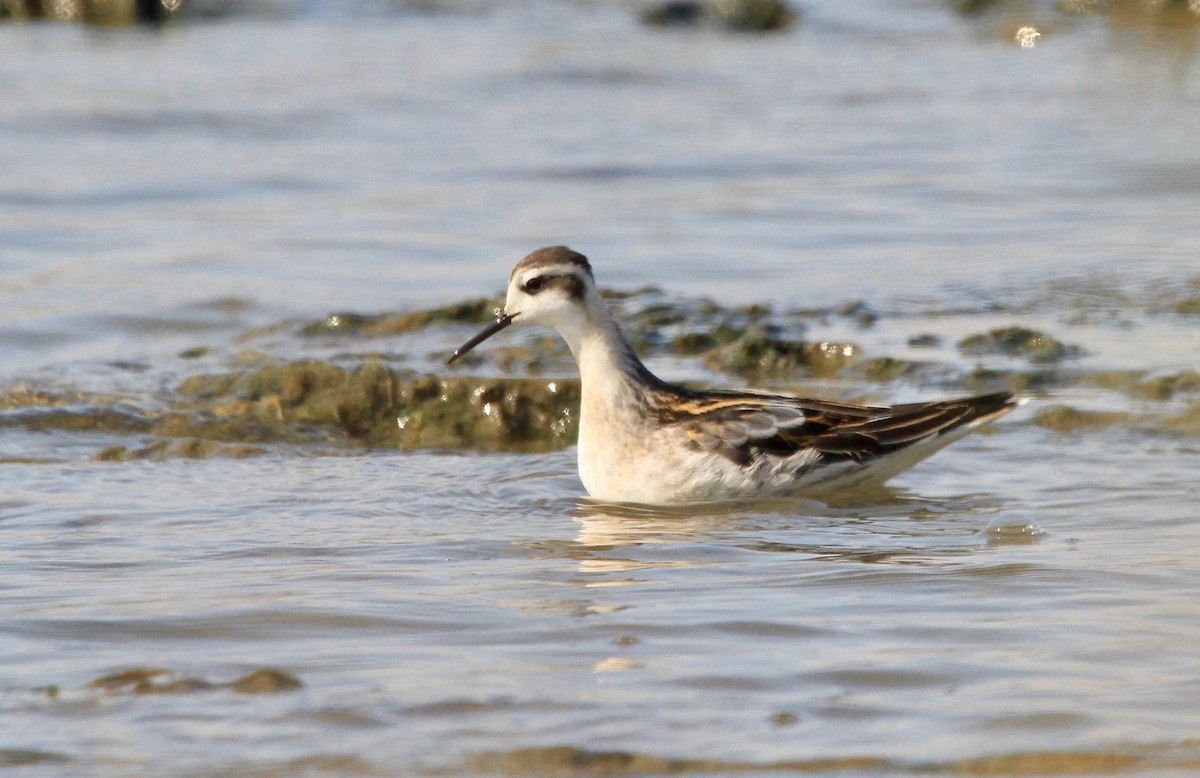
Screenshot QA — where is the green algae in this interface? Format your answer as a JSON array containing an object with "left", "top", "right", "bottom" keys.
[
  {"left": 87, "top": 667, "right": 174, "bottom": 691},
  {"left": 641, "top": 0, "right": 794, "bottom": 30},
  {"left": 700, "top": 329, "right": 860, "bottom": 380},
  {"left": 390, "top": 374, "right": 579, "bottom": 451},
  {"left": 1032, "top": 405, "right": 1131, "bottom": 433},
  {"left": 958, "top": 327, "right": 1084, "bottom": 364},
  {"left": 84, "top": 667, "right": 300, "bottom": 696},
  {"left": 956, "top": 0, "right": 1200, "bottom": 27},
  {"left": 907, "top": 333, "right": 943, "bottom": 348},
  {"left": 963, "top": 366, "right": 1062, "bottom": 394},
  {"left": 131, "top": 676, "right": 218, "bottom": 695},
  {"left": 1133, "top": 370, "right": 1200, "bottom": 400},
  {"left": 239, "top": 360, "right": 396, "bottom": 437},
  {"left": 175, "top": 360, "right": 580, "bottom": 452},
  {"left": 490, "top": 337, "right": 573, "bottom": 374},
  {"left": 0, "top": 386, "right": 122, "bottom": 411},
  {"left": 467, "top": 745, "right": 885, "bottom": 776},
  {"left": 669, "top": 331, "right": 722, "bottom": 356},
  {"left": 0, "top": 750, "right": 69, "bottom": 767},
  {"left": 0, "top": 387, "right": 154, "bottom": 435},
  {"left": 300, "top": 297, "right": 502, "bottom": 338},
  {"left": 0, "top": 406, "right": 151, "bottom": 433},
  {"left": 178, "top": 372, "right": 241, "bottom": 400},
  {"left": 162, "top": 356, "right": 1200, "bottom": 453},
  {"left": 1159, "top": 404, "right": 1200, "bottom": 435},
  {"left": 857, "top": 356, "right": 933, "bottom": 383},
  {"left": 6, "top": 287, "right": 1196, "bottom": 458},
  {"left": 626, "top": 303, "right": 688, "bottom": 330},
  {"left": 835, "top": 299, "right": 878, "bottom": 328},
  {"left": 95, "top": 439, "right": 267, "bottom": 462},
  {"left": 1174, "top": 297, "right": 1200, "bottom": 315},
  {"left": 711, "top": 0, "right": 794, "bottom": 31},
  {"left": 0, "top": 0, "right": 177, "bottom": 24},
  {"left": 230, "top": 668, "right": 304, "bottom": 694}
]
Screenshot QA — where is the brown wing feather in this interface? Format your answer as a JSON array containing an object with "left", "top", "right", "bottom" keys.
[{"left": 659, "top": 388, "right": 1016, "bottom": 467}]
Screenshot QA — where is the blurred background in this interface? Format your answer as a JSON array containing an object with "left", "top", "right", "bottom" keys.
[{"left": 2, "top": 0, "right": 1198, "bottom": 382}]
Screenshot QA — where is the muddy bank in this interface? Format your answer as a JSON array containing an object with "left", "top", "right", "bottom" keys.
[
  {"left": 175, "top": 361, "right": 581, "bottom": 452},
  {"left": 3, "top": 290, "right": 1198, "bottom": 458}
]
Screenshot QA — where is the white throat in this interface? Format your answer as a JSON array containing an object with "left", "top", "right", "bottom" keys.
[{"left": 547, "top": 297, "right": 646, "bottom": 399}]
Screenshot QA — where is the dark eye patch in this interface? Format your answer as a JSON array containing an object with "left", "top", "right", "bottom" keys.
[{"left": 521, "top": 273, "right": 585, "bottom": 300}]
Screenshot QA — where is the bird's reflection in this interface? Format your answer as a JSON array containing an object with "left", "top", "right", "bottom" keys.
[
  {"left": 514, "top": 486, "right": 1009, "bottom": 628},
  {"left": 569, "top": 487, "right": 931, "bottom": 549},
  {"left": 563, "top": 495, "right": 846, "bottom": 583}
]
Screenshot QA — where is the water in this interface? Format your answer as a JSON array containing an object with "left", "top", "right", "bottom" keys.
[{"left": 3, "top": 1, "right": 1200, "bottom": 775}]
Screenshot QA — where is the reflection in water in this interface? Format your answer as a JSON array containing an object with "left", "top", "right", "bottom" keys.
[
  {"left": 572, "top": 498, "right": 751, "bottom": 547},
  {"left": 560, "top": 489, "right": 1020, "bottom": 587}
]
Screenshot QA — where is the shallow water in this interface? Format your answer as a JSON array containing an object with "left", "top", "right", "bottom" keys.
[{"left": 3, "top": 1, "right": 1200, "bottom": 775}]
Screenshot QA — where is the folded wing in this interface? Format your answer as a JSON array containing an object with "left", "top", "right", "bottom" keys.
[{"left": 666, "top": 389, "right": 1016, "bottom": 468}]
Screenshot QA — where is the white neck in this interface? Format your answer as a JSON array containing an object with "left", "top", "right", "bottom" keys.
[
  {"left": 563, "top": 299, "right": 647, "bottom": 388},
  {"left": 555, "top": 297, "right": 662, "bottom": 499}
]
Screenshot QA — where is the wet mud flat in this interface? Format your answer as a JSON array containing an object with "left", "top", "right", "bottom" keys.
[{"left": 3, "top": 282, "right": 1199, "bottom": 463}]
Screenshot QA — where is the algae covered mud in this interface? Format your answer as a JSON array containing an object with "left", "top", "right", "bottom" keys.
[
  {"left": 4, "top": 0, "right": 1200, "bottom": 775},
  {"left": 5, "top": 283, "right": 1200, "bottom": 460}
]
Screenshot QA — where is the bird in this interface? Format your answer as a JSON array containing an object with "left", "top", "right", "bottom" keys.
[{"left": 449, "top": 246, "right": 1021, "bottom": 504}]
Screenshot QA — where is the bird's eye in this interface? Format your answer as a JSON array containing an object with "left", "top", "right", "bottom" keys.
[{"left": 523, "top": 275, "right": 545, "bottom": 294}]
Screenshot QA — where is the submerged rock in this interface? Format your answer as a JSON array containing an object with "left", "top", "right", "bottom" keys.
[
  {"left": 856, "top": 356, "right": 932, "bottom": 383},
  {"left": 133, "top": 676, "right": 217, "bottom": 694},
  {"left": 467, "top": 746, "right": 886, "bottom": 775},
  {"left": 1134, "top": 370, "right": 1200, "bottom": 400},
  {"left": 390, "top": 374, "right": 580, "bottom": 451},
  {"left": 1, "top": 386, "right": 125, "bottom": 411},
  {"left": 176, "top": 360, "right": 580, "bottom": 452},
  {"left": 642, "top": 0, "right": 706, "bottom": 25},
  {"left": 958, "top": 326, "right": 1084, "bottom": 364},
  {"left": 0, "top": 0, "right": 180, "bottom": 24},
  {"left": 1174, "top": 297, "right": 1200, "bottom": 315},
  {"left": 231, "top": 668, "right": 303, "bottom": 694},
  {"left": 701, "top": 330, "right": 859, "bottom": 379},
  {"left": 907, "top": 333, "right": 942, "bottom": 348},
  {"left": 87, "top": 668, "right": 173, "bottom": 691},
  {"left": 0, "top": 750, "right": 70, "bottom": 767},
  {"left": 1160, "top": 404, "right": 1200, "bottom": 435},
  {"left": 84, "top": 667, "right": 300, "bottom": 696},
  {"left": 711, "top": 0, "right": 794, "bottom": 31},
  {"left": 1032, "top": 404, "right": 1130, "bottom": 432},
  {"left": 963, "top": 366, "right": 1059, "bottom": 394},
  {"left": 23, "top": 282, "right": 1199, "bottom": 459},
  {"left": 94, "top": 439, "right": 266, "bottom": 461},
  {"left": 1, "top": 387, "right": 161, "bottom": 444},
  {"left": 85, "top": 666, "right": 214, "bottom": 695},
  {"left": 0, "top": 405, "right": 151, "bottom": 433},
  {"left": 641, "top": 0, "right": 795, "bottom": 31},
  {"left": 300, "top": 297, "right": 501, "bottom": 338},
  {"left": 835, "top": 299, "right": 878, "bottom": 328}
]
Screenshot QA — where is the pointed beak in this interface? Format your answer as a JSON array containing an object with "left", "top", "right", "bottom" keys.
[{"left": 447, "top": 312, "right": 516, "bottom": 364}]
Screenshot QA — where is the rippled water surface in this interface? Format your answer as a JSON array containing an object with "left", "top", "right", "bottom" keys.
[{"left": 3, "top": 1, "right": 1200, "bottom": 775}]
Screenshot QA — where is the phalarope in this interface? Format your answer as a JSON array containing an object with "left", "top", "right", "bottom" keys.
[{"left": 449, "top": 246, "right": 1021, "bottom": 504}]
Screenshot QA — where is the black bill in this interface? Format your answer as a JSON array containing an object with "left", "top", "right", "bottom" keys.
[{"left": 447, "top": 312, "right": 515, "bottom": 364}]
